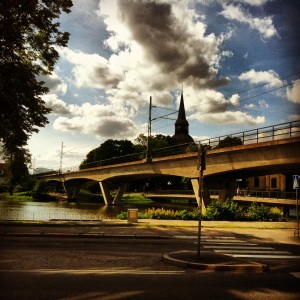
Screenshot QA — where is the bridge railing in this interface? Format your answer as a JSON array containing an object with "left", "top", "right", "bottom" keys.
[
  {"left": 38, "top": 120, "right": 300, "bottom": 174},
  {"left": 198, "top": 119, "right": 300, "bottom": 148},
  {"left": 210, "top": 190, "right": 298, "bottom": 201}
]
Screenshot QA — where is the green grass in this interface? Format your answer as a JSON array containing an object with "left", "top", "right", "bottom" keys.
[
  {"left": 0, "top": 192, "right": 33, "bottom": 202},
  {"left": 120, "top": 194, "right": 154, "bottom": 204}
]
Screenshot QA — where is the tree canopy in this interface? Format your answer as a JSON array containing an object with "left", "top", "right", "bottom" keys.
[
  {"left": 80, "top": 139, "right": 135, "bottom": 169},
  {"left": 0, "top": 0, "right": 73, "bottom": 192},
  {"left": 217, "top": 136, "right": 243, "bottom": 148},
  {"left": 80, "top": 134, "right": 177, "bottom": 169}
]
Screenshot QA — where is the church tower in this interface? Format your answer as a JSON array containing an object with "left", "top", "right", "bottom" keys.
[{"left": 172, "top": 93, "right": 194, "bottom": 144}]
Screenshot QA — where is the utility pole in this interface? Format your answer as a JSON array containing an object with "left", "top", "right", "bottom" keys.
[
  {"left": 146, "top": 96, "right": 152, "bottom": 160},
  {"left": 197, "top": 144, "right": 206, "bottom": 259},
  {"left": 59, "top": 141, "right": 64, "bottom": 172},
  {"left": 59, "top": 142, "right": 76, "bottom": 173}
]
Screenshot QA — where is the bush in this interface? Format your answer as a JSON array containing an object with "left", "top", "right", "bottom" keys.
[
  {"left": 204, "top": 199, "right": 242, "bottom": 221},
  {"left": 117, "top": 211, "right": 128, "bottom": 220},
  {"left": 116, "top": 203, "right": 284, "bottom": 222},
  {"left": 269, "top": 207, "right": 284, "bottom": 221},
  {"left": 117, "top": 207, "right": 199, "bottom": 220},
  {"left": 248, "top": 202, "right": 270, "bottom": 221}
]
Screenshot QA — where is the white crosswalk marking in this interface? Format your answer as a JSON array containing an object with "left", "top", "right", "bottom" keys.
[{"left": 176, "top": 235, "right": 298, "bottom": 260}]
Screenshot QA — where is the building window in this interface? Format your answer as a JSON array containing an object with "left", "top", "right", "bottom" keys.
[
  {"left": 271, "top": 177, "right": 277, "bottom": 189},
  {"left": 254, "top": 177, "right": 259, "bottom": 188}
]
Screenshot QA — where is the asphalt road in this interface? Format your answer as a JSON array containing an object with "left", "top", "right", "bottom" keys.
[{"left": 0, "top": 226, "right": 300, "bottom": 300}]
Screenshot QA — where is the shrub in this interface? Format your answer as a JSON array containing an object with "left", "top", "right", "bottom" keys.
[
  {"left": 248, "top": 202, "right": 270, "bottom": 221},
  {"left": 204, "top": 199, "right": 242, "bottom": 221},
  {"left": 117, "top": 207, "right": 199, "bottom": 220},
  {"left": 205, "top": 200, "right": 223, "bottom": 220},
  {"left": 117, "top": 211, "right": 128, "bottom": 220},
  {"left": 269, "top": 207, "right": 284, "bottom": 221}
]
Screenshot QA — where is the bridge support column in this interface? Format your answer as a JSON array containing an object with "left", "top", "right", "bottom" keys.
[
  {"left": 99, "top": 182, "right": 113, "bottom": 205},
  {"left": 219, "top": 179, "right": 237, "bottom": 202},
  {"left": 112, "top": 183, "right": 126, "bottom": 205},
  {"left": 191, "top": 179, "right": 210, "bottom": 213},
  {"left": 62, "top": 181, "right": 72, "bottom": 199}
]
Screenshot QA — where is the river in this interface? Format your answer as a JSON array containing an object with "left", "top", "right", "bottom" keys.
[{"left": 0, "top": 199, "right": 196, "bottom": 221}]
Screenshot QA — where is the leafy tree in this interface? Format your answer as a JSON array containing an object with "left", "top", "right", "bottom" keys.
[
  {"left": 6, "top": 148, "right": 31, "bottom": 194},
  {"left": 133, "top": 133, "right": 176, "bottom": 157},
  {"left": 80, "top": 139, "right": 135, "bottom": 169},
  {"left": 0, "top": 0, "right": 73, "bottom": 192},
  {"left": 217, "top": 136, "right": 243, "bottom": 148}
]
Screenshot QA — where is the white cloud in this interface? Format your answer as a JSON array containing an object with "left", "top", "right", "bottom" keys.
[
  {"left": 289, "top": 114, "right": 300, "bottom": 122},
  {"left": 63, "top": 1, "right": 232, "bottom": 97},
  {"left": 58, "top": 47, "right": 124, "bottom": 89},
  {"left": 43, "top": 94, "right": 69, "bottom": 115},
  {"left": 238, "top": 69, "right": 283, "bottom": 87},
  {"left": 52, "top": 102, "right": 143, "bottom": 139},
  {"left": 191, "top": 110, "right": 265, "bottom": 125},
  {"left": 237, "top": 0, "right": 273, "bottom": 6},
  {"left": 38, "top": 72, "right": 67, "bottom": 95},
  {"left": 286, "top": 80, "right": 300, "bottom": 104},
  {"left": 244, "top": 100, "right": 269, "bottom": 110},
  {"left": 54, "top": 0, "right": 265, "bottom": 133},
  {"left": 220, "top": 3, "right": 278, "bottom": 39}
]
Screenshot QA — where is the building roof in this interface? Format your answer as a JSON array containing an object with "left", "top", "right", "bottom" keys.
[{"left": 172, "top": 93, "right": 194, "bottom": 144}]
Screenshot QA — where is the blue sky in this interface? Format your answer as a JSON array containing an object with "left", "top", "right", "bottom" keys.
[{"left": 27, "top": 0, "right": 300, "bottom": 171}]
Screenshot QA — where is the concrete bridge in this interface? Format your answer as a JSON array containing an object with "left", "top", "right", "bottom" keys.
[{"left": 36, "top": 136, "right": 300, "bottom": 209}]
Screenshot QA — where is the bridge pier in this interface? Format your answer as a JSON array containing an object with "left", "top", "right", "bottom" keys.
[
  {"left": 191, "top": 179, "right": 210, "bottom": 213},
  {"left": 113, "top": 184, "right": 126, "bottom": 204},
  {"left": 99, "top": 182, "right": 126, "bottom": 205},
  {"left": 218, "top": 179, "right": 237, "bottom": 202},
  {"left": 99, "top": 182, "right": 113, "bottom": 205},
  {"left": 61, "top": 181, "right": 81, "bottom": 200}
]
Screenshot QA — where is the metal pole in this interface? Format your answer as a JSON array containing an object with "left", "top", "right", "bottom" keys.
[
  {"left": 146, "top": 96, "right": 152, "bottom": 160},
  {"left": 197, "top": 144, "right": 206, "bottom": 259},
  {"left": 296, "top": 189, "right": 299, "bottom": 237},
  {"left": 197, "top": 166, "right": 203, "bottom": 259},
  {"left": 59, "top": 141, "right": 63, "bottom": 171}
]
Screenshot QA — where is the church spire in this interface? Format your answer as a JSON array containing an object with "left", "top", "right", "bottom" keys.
[
  {"left": 172, "top": 92, "right": 194, "bottom": 144},
  {"left": 175, "top": 92, "right": 189, "bottom": 129}
]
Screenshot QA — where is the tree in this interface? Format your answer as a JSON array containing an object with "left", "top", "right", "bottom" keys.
[
  {"left": 0, "top": 0, "right": 73, "bottom": 193},
  {"left": 217, "top": 136, "right": 243, "bottom": 148},
  {"left": 133, "top": 133, "right": 176, "bottom": 157},
  {"left": 6, "top": 147, "right": 31, "bottom": 194},
  {"left": 80, "top": 140, "right": 135, "bottom": 169}
]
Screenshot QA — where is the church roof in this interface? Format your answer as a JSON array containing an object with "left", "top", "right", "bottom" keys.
[
  {"left": 172, "top": 92, "right": 194, "bottom": 144},
  {"left": 175, "top": 93, "right": 189, "bottom": 126}
]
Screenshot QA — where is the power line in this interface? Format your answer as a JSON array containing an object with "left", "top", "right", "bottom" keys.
[
  {"left": 151, "top": 80, "right": 299, "bottom": 132},
  {"left": 188, "top": 80, "right": 298, "bottom": 118},
  {"left": 144, "top": 73, "right": 300, "bottom": 133},
  {"left": 225, "top": 71, "right": 300, "bottom": 98}
]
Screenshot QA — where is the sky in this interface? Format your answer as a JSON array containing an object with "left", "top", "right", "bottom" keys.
[{"left": 25, "top": 0, "right": 300, "bottom": 172}]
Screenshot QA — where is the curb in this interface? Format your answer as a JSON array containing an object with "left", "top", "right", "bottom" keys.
[
  {"left": 0, "top": 232, "right": 171, "bottom": 240},
  {"left": 162, "top": 250, "right": 269, "bottom": 272}
]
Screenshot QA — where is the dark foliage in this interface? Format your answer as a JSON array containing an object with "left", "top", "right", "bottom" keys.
[{"left": 0, "top": 0, "right": 73, "bottom": 193}]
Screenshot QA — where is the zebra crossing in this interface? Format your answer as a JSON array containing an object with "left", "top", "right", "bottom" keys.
[{"left": 174, "top": 235, "right": 300, "bottom": 260}]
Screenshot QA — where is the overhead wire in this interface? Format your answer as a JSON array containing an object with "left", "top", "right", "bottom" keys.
[{"left": 150, "top": 72, "right": 300, "bottom": 132}]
